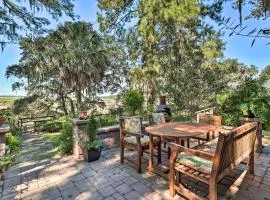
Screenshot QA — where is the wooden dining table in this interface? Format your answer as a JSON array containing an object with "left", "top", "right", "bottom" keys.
[{"left": 145, "top": 122, "right": 218, "bottom": 174}]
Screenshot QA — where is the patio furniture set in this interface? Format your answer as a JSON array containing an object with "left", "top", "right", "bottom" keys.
[{"left": 119, "top": 113, "right": 259, "bottom": 200}]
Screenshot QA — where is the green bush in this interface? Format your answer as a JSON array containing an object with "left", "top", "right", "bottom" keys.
[
  {"left": 81, "top": 117, "right": 102, "bottom": 150},
  {"left": 38, "top": 120, "right": 62, "bottom": 132},
  {"left": 172, "top": 114, "right": 192, "bottom": 122},
  {"left": 43, "top": 132, "right": 61, "bottom": 148},
  {"left": 122, "top": 89, "right": 144, "bottom": 116},
  {"left": 1, "top": 131, "right": 20, "bottom": 173},
  {"left": 98, "top": 114, "right": 117, "bottom": 127},
  {"left": 6, "top": 133, "right": 20, "bottom": 152},
  {"left": 0, "top": 154, "right": 16, "bottom": 173},
  {"left": 59, "top": 118, "right": 73, "bottom": 154}
]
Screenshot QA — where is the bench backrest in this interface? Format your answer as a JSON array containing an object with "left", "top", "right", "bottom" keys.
[
  {"left": 212, "top": 122, "right": 258, "bottom": 180},
  {"left": 198, "top": 114, "right": 222, "bottom": 128}
]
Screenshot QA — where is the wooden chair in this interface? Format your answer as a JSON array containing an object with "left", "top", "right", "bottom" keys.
[
  {"left": 168, "top": 122, "right": 258, "bottom": 200},
  {"left": 191, "top": 114, "right": 222, "bottom": 145},
  {"left": 119, "top": 116, "right": 161, "bottom": 173},
  {"left": 149, "top": 113, "right": 166, "bottom": 125},
  {"left": 149, "top": 113, "right": 173, "bottom": 158}
]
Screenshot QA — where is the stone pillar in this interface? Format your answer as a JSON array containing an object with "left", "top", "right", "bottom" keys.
[
  {"left": 0, "top": 126, "right": 9, "bottom": 157},
  {"left": 72, "top": 119, "right": 88, "bottom": 159},
  {"left": 240, "top": 117, "right": 263, "bottom": 153},
  {"left": 0, "top": 132, "right": 6, "bottom": 157}
]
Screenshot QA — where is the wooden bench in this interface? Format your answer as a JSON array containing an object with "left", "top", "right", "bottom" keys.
[{"left": 168, "top": 122, "right": 258, "bottom": 200}]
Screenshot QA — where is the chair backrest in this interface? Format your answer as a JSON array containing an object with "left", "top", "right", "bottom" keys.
[
  {"left": 119, "top": 116, "right": 142, "bottom": 134},
  {"left": 149, "top": 113, "right": 166, "bottom": 125},
  {"left": 198, "top": 114, "right": 222, "bottom": 128},
  {"left": 212, "top": 122, "right": 258, "bottom": 180}
]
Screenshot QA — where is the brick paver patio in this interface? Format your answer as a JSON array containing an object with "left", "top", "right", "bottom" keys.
[{"left": 1, "top": 131, "right": 270, "bottom": 200}]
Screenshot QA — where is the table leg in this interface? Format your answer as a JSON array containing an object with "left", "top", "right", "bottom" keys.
[
  {"left": 148, "top": 134, "right": 154, "bottom": 172},
  {"left": 168, "top": 146, "right": 171, "bottom": 159},
  {"left": 181, "top": 140, "right": 185, "bottom": 146}
]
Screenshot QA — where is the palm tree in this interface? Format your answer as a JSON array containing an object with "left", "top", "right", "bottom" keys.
[
  {"left": 48, "top": 22, "right": 109, "bottom": 110},
  {"left": 6, "top": 22, "right": 110, "bottom": 114},
  {"left": 130, "top": 65, "right": 160, "bottom": 112}
]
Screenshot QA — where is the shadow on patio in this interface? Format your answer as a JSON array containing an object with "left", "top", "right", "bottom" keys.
[{"left": 1, "top": 132, "right": 270, "bottom": 200}]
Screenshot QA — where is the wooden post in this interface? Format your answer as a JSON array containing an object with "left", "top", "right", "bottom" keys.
[
  {"left": 169, "top": 150, "right": 177, "bottom": 197},
  {"left": 148, "top": 134, "right": 154, "bottom": 172}
]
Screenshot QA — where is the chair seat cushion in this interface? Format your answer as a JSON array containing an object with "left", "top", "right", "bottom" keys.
[
  {"left": 124, "top": 135, "right": 160, "bottom": 146},
  {"left": 194, "top": 137, "right": 219, "bottom": 155},
  {"left": 177, "top": 152, "right": 213, "bottom": 174}
]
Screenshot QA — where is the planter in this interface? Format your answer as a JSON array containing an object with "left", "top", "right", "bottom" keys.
[
  {"left": 83, "top": 147, "right": 102, "bottom": 162},
  {"left": 79, "top": 111, "right": 88, "bottom": 120},
  {"left": 0, "top": 117, "right": 7, "bottom": 126}
]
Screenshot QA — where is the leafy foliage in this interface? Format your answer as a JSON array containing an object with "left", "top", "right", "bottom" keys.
[
  {"left": 81, "top": 117, "right": 102, "bottom": 150},
  {"left": 216, "top": 72, "right": 270, "bottom": 128},
  {"left": 0, "top": 0, "right": 75, "bottom": 49},
  {"left": 0, "top": 113, "right": 21, "bottom": 172},
  {"left": 217, "top": 0, "right": 270, "bottom": 46},
  {"left": 59, "top": 117, "right": 73, "bottom": 154},
  {"left": 121, "top": 90, "right": 144, "bottom": 116},
  {"left": 6, "top": 21, "right": 126, "bottom": 117},
  {"left": 38, "top": 120, "right": 62, "bottom": 133},
  {"left": 6, "top": 133, "right": 20, "bottom": 152},
  {"left": 97, "top": 114, "right": 118, "bottom": 127}
]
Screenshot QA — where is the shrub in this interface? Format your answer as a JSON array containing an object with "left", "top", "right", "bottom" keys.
[
  {"left": 1, "top": 132, "right": 20, "bottom": 173},
  {"left": 98, "top": 114, "right": 117, "bottom": 127},
  {"left": 122, "top": 89, "right": 144, "bottom": 116},
  {"left": 172, "top": 114, "right": 192, "bottom": 122},
  {"left": 59, "top": 118, "right": 73, "bottom": 154},
  {"left": 6, "top": 133, "right": 20, "bottom": 152},
  {"left": 0, "top": 154, "right": 16, "bottom": 173},
  {"left": 81, "top": 117, "right": 102, "bottom": 150},
  {"left": 38, "top": 120, "right": 62, "bottom": 132}
]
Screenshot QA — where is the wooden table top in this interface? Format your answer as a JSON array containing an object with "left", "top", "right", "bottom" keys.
[{"left": 145, "top": 122, "right": 217, "bottom": 138}]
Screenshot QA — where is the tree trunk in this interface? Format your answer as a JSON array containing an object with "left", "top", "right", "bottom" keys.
[
  {"left": 69, "top": 98, "right": 75, "bottom": 117},
  {"left": 59, "top": 84, "right": 68, "bottom": 115},
  {"left": 76, "top": 84, "right": 82, "bottom": 111},
  {"left": 60, "top": 93, "right": 68, "bottom": 115}
]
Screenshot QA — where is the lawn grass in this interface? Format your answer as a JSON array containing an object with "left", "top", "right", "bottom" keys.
[{"left": 43, "top": 132, "right": 61, "bottom": 147}]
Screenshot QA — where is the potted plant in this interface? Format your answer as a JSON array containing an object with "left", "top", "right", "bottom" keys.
[
  {"left": 79, "top": 103, "right": 89, "bottom": 120},
  {"left": 0, "top": 110, "right": 8, "bottom": 126},
  {"left": 81, "top": 117, "right": 102, "bottom": 162}
]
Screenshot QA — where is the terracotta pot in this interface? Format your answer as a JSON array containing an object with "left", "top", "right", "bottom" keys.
[
  {"left": 79, "top": 111, "right": 87, "bottom": 120},
  {"left": 0, "top": 117, "right": 6, "bottom": 126},
  {"left": 159, "top": 96, "right": 166, "bottom": 104}
]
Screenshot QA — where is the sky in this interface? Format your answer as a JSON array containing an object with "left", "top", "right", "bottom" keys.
[{"left": 0, "top": 0, "right": 269, "bottom": 96}]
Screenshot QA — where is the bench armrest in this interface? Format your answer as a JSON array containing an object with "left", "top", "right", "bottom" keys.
[{"left": 168, "top": 142, "right": 214, "bottom": 161}]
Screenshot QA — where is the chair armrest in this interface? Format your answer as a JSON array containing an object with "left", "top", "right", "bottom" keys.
[
  {"left": 167, "top": 142, "right": 214, "bottom": 161},
  {"left": 123, "top": 130, "right": 144, "bottom": 138}
]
